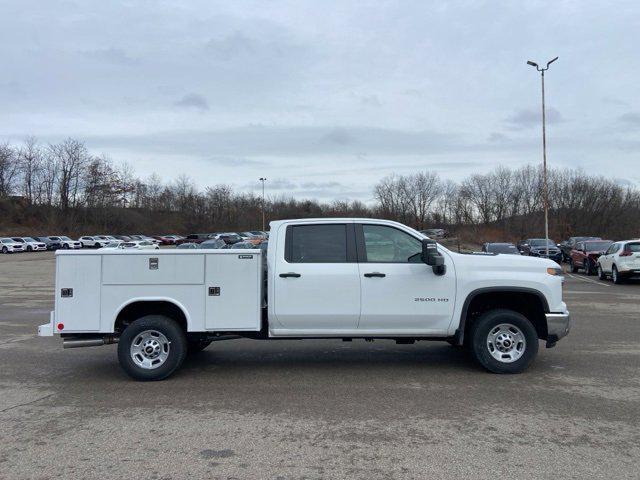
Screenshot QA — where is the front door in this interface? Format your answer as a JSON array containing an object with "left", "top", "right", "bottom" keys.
[
  {"left": 272, "top": 223, "right": 360, "bottom": 333},
  {"left": 356, "top": 224, "right": 456, "bottom": 334}
]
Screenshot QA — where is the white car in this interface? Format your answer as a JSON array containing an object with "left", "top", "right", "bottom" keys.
[
  {"left": 597, "top": 240, "right": 640, "bottom": 284},
  {"left": 99, "top": 241, "right": 125, "bottom": 249},
  {"left": 121, "top": 240, "right": 159, "bottom": 250},
  {"left": 79, "top": 236, "right": 107, "bottom": 248},
  {"left": 49, "top": 236, "right": 82, "bottom": 249},
  {"left": 11, "top": 237, "right": 47, "bottom": 252},
  {"left": 1, "top": 238, "right": 26, "bottom": 253}
]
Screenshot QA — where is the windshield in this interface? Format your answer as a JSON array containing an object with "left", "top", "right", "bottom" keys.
[
  {"left": 584, "top": 241, "right": 612, "bottom": 251},
  {"left": 488, "top": 244, "right": 518, "bottom": 254},
  {"left": 61, "top": 236, "right": 71, "bottom": 241},
  {"left": 24, "top": 237, "right": 36, "bottom": 242},
  {"left": 530, "top": 239, "right": 555, "bottom": 247}
]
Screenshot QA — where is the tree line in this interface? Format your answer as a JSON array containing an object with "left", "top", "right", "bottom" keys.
[{"left": 1, "top": 137, "right": 639, "bottom": 242}]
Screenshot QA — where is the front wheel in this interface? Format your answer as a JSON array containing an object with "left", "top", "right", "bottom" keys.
[
  {"left": 62, "top": 243, "right": 69, "bottom": 249},
  {"left": 570, "top": 259, "right": 578, "bottom": 273},
  {"left": 1, "top": 246, "right": 7, "bottom": 254},
  {"left": 117, "top": 315, "right": 187, "bottom": 381},
  {"left": 597, "top": 264, "right": 606, "bottom": 280},
  {"left": 470, "top": 309, "right": 538, "bottom": 374},
  {"left": 584, "top": 258, "right": 594, "bottom": 275}
]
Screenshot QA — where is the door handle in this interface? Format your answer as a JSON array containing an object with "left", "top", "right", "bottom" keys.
[
  {"left": 364, "top": 272, "right": 386, "bottom": 278},
  {"left": 279, "top": 272, "right": 301, "bottom": 278}
]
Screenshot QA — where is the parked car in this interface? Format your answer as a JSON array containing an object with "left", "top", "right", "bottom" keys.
[
  {"left": 558, "top": 236, "right": 601, "bottom": 262},
  {"left": 114, "top": 235, "right": 132, "bottom": 242},
  {"left": 121, "top": 240, "right": 159, "bottom": 250},
  {"left": 569, "top": 240, "right": 613, "bottom": 275},
  {"left": 212, "top": 233, "right": 243, "bottom": 245},
  {"left": 99, "top": 235, "right": 120, "bottom": 243},
  {"left": 153, "top": 235, "right": 180, "bottom": 245},
  {"left": 482, "top": 243, "right": 521, "bottom": 255},
  {"left": 176, "top": 242, "right": 200, "bottom": 249},
  {"left": 33, "top": 236, "right": 62, "bottom": 250},
  {"left": 48, "top": 236, "right": 82, "bottom": 249},
  {"left": 597, "top": 240, "right": 640, "bottom": 284},
  {"left": 419, "top": 228, "right": 446, "bottom": 239},
  {"left": 100, "top": 242, "right": 125, "bottom": 249},
  {"left": 11, "top": 237, "right": 47, "bottom": 252},
  {"left": 518, "top": 238, "right": 562, "bottom": 263},
  {"left": 79, "top": 236, "right": 107, "bottom": 248},
  {"left": 199, "top": 239, "right": 227, "bottom": 249},
  {"left": 222, "top": 241, "right": 255, "bottom": 249},
  {"left": 176, "top": 242, "right": 200, "bottom": 250},
  {"left": 1, "top": 237, "right": 26, "bottom": 253},
  {"left": 175, "top": 234, "right": 211, "bottom": 245}
]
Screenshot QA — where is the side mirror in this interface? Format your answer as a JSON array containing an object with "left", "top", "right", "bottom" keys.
[{"left": 421, "top": 239, "right": 446, "bottom": 275}]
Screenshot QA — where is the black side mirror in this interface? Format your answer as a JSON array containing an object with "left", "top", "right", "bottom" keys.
[{"left": 421, "top": 239, "right": 446, "bottom": 275}]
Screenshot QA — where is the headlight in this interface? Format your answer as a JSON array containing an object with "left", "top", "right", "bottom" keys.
[{"left": 547, "top": 266, "right": 563, "bottom": 276}]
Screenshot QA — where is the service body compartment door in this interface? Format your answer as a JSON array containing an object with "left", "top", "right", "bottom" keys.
[
  {"left": 56, "top": 254, "right": 101, "bottom": 332},
  {"left": 205, "top": 252, "right": 262, "bottom": 330}
]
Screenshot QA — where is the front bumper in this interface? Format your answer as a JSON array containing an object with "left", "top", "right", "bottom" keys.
[{"left": 546, "top": 311, "right": 571, "bottom": 347}]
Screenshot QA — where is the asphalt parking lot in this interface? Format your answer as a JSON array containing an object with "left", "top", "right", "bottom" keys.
[{"left": 1, "top": 252, "right": 639, "bottom": 479}]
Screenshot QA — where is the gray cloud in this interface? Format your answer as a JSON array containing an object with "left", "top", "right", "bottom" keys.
[
  {"left": 619, "top": 112, "right": 640, "bottom": 126},
  {"left": 505, "top": 108, "right": 564, "bottom": 129},
  {"left": 174, "top": 94, "right": 209, "bottom": 111},
  {"left": 80, "top": 47, "right": 138, "bottom": 66}
]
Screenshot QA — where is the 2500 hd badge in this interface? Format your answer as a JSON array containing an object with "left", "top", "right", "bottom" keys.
[{"left": 414, "top": 297, "right": 450, "bottom": 302}]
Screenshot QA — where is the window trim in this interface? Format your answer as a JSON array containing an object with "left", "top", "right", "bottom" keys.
[
  {"left": 284, "top": 223, "right": 357, "bottom": 264},
  {"left": 355, "top": 223, "right": 424, "bottom": 264}
]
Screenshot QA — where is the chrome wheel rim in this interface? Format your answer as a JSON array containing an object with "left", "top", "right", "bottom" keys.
[
  {"left": 130, "top": 330, "right": 171, "bottom": 369},
  {"left": 486, "top": 323, "right": 526, "bottom": 363}
]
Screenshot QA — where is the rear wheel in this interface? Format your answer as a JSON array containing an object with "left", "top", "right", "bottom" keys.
[
  {"left": 117, "top": 315, "right": 187, "bottom": 381},
  {"left": 470, "top": 309, "right": 538, "bottom": 374},
  {"left": 612, "top": 265, "right": 624, "bottom": 285},
  {"left": 570, "top": 259, "right": 578, "bottom": 273},
  {"left": 597, "top": 264, "right": 606, "bottom": 280}
]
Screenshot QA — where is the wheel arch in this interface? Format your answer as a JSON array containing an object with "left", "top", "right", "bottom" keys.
[
  {"left": 455, "top": 287, "right": 549, "bottom": 345},
  {"left": 113, "top": 297, "right": 191, "bottom": 333}
]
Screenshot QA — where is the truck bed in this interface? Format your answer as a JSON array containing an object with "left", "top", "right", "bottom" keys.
[{"left": 48, "top": 249, "right": 263, "bottom": 334}]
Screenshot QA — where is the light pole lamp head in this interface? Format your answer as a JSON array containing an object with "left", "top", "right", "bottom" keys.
[
  {"left": 546, "top": 56, "right": 559, "bottom": 67},
  {"left": 527, "top": 60, "right": 538, "bottom": 68}
]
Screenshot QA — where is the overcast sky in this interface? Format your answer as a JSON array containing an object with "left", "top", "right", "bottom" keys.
[{"left": 1, "top": 1, "right": 639, "bottom": 201}]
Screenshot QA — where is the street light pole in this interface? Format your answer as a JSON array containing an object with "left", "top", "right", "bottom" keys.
[
  {"left": 527, "top": 57, "right": 558, "bottom": 259},
  {"left": 259, "top": 177, "right": 267, "bottom": 231}
]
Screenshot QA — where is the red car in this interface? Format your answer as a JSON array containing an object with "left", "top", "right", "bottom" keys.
[
  {"left": 153, "top": 235, "right": 181, "bottom": 245},
  {"left": 569, "top": 239, "right": 613, "bottom": 275},
  {"left": 175, "top": 234, "right": 211, "bottom": 245}
]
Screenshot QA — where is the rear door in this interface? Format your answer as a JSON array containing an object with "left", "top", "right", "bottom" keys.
[
  {"left": 272, "top": 223, "right": 360, "bottom": 332},
  {"left": 356, "top": 223, "right": 456, "bottom": 333}
]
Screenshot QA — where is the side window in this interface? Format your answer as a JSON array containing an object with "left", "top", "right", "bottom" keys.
[
  {"left": 287, "top": 224, "right": 348, "bottom": 263},
  {"left": 606, "top": 243, "right": 618, "bottom": 255},
  {"left": 362, "top": 225, "right": 422, "bottom": 263}
]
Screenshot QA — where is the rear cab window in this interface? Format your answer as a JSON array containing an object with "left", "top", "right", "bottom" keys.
[{"left": 285, "top": 224, "right": 355, "bottom": 263}]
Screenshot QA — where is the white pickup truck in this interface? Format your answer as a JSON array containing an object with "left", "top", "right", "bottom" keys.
[{"left": 38, "top": 218, "right": 571, "bottom": 380}]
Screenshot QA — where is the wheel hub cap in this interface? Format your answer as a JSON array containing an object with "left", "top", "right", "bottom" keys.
[
  {"left": 487, "top": 323, "right": 526, "bottom": 363},
  {"left": 130, "top": 330, "right": 170, "bottom": 370}
]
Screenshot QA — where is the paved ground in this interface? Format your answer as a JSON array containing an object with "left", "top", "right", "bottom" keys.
[{"left": 1, "top": 252, "right": 639, "bottom": 479}]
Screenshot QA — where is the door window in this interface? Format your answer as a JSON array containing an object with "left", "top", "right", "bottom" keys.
[
  {"left": 286, "top": 224, "right": 348, "bottom": 263},
  {"left": 362, "top": 225, "right": 422, "bottom": 263}
]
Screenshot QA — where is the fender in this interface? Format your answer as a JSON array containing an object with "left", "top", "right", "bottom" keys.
[
  {"left": 112, "top": 296, "right": 193, "bottom": 332},
  {"left": 454, "top": 287, "right": 550, "bottom": 345}
]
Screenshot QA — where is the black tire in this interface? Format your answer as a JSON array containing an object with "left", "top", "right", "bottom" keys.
[
  {"left": 1, "top": 246, "right": 7, "bottom": 254},
  {"left": 62, "top": 243, "right": 69, "bottom": 249},
  {"left": 27, "top": 245, "right": 32, "bottom": 252},
  {"left": 470, "top": 309, "right": 539, "bottom": 374},
  {"left": 584, "top": 258, "right": 593, "bottom": 275},
  {"left": 612, "top": 265, "right": 624, "bottom": 285},
  {"left": 117, "top": 315, "right": 187, "bottom": 381},
  {"left": 95, "top": 243, "right": 101, "bottom": 248},
  {"left": 187, "top": 337, "right": 213, "bottom": 354},
  {"left": 570, "top": 259, "right": 578, "bottom": 273},
  {"left": 597, "top": 264, "right": 606, "bottom": 280}
]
